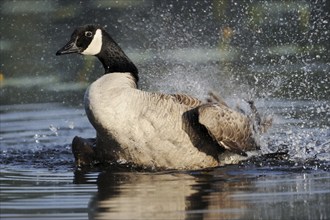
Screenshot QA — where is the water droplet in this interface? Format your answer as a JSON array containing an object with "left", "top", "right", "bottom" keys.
[
  {"left": 49, "top": 124, "right": 58, "bottom": 136},
  {"left": 34, "top": 134, "right": 40, "bottom": 143},
  {"left": 117, "top": 158, "right": 127, "bottom": 164},
  {"left": 68, "top": 122, "right": 75, "bottom": 129}
]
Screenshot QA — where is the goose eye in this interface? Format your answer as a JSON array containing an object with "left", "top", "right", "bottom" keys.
[{"left": 85, "top": 31, "right": 93, "bottom": 37}]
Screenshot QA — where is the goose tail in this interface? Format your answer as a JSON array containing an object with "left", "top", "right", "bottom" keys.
[{"left": 246, "top": 100, "right": 273, "bottom": 134}]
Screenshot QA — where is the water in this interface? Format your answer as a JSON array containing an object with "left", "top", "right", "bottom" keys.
[
  {"left": 1, "top": 99, "right": 329, "bottom": 219},
  {"left": 1, "top": 1, "right": 330, "bottom": 219},
  {"left": 2, "top": 166, "right": 329, "bottom": 220}
]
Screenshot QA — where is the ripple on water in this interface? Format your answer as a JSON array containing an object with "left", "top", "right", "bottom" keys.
[
  {"left": 0, "top": 168, "right": 98, "bottom": 220},
  {"left": 0, "top": 103, "right": 94, "bottom": 149}
]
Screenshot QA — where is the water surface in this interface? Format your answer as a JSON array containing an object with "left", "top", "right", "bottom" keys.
[{"left": 1, "top": 101, "right": 329, "bottom": 220}]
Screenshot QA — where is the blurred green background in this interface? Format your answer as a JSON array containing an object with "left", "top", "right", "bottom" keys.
[{"left": 1, "top": 0, "right": 329, "bottom": 104}]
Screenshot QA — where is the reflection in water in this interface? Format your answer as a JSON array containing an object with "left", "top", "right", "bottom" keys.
[
  {"left": 72, "top": 167, "right": 330, "bottom": 220},
  {"left": 81, "top": 169, "right": 247, "bottom": 220}
]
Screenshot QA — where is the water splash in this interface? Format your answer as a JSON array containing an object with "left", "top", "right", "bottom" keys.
[
  {"left": 65, "top": 120, "right": 75, "bottom": 129},
  {"left": 49, "top": 124, "right": 59, "bottom": 136},
  {"left": 260, "top": 99, "right": 330, "bottom": 167}
]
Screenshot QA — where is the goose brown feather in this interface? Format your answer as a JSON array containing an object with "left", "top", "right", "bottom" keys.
[
  {"left": 170, "top": 93, "right": 203, "bottom": 108},
  {"left": 198, "top": 103, "right": 259, "bottom": 156}
]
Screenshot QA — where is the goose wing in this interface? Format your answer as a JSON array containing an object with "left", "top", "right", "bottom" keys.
[
  {"left": 170, "top": 94, "right": 202, "bottom": 108},
  {"left": 198, "top": 103, "right": 256, "bottom": 156}
]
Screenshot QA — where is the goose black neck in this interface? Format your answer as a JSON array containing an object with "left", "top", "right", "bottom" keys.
[{"left": 96, "top": 31, "right": 139, "bottom": 83}]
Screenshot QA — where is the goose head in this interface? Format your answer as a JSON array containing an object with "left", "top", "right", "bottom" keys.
[
  {"left": 56, "top": 25, "right": 139, "bottom": 81},
  {"left": 56, "top": 25, "right": 103, "bottom": 56}
]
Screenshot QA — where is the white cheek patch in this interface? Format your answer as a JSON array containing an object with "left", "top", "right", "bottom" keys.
[{"left": 82, "top": 29, "right": 102, "bottom": 55}]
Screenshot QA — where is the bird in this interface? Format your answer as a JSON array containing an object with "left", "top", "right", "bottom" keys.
[{"left": 56, "top": 24, "right": 268, "bottom": 170}]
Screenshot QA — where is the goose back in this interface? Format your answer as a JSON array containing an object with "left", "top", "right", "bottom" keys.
[{"left": 85, "top": 73, "right": 220, "bottom": 169}]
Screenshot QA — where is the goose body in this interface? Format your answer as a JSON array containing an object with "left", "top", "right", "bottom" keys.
[{"left": 56, "top": 25, "right": 264, "bottom": 170}]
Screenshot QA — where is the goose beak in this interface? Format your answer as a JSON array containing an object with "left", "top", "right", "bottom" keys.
[{"left": 56, "top": 40, "right": 80, "bottom": 55}]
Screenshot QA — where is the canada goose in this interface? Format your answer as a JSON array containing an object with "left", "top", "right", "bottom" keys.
[{"left": 56, "top": 25, "right": 267, "bottom": 170}]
